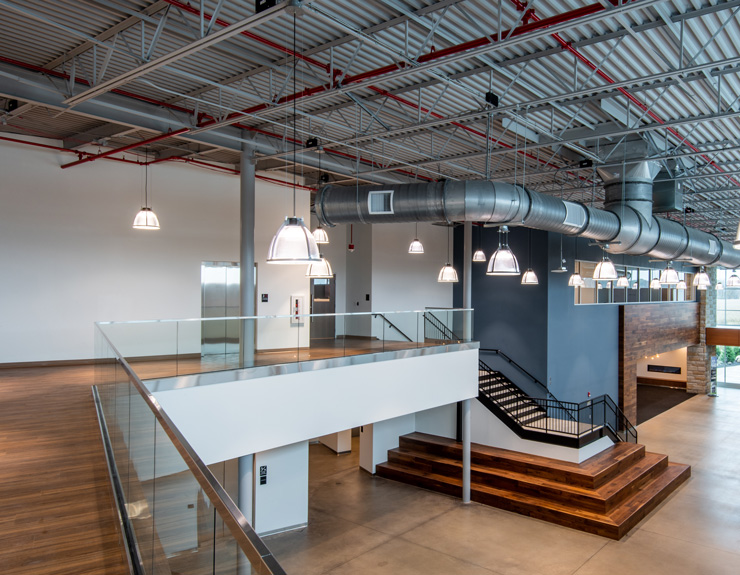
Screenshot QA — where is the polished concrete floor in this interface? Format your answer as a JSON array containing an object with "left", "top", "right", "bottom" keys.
[{"left": 264, "top": 388, "right": 740, "bottom": 575}]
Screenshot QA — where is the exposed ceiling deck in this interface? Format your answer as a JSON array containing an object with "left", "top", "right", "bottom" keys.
[{"left": 1, "top": 0, "right": 739, "bottom": 238}]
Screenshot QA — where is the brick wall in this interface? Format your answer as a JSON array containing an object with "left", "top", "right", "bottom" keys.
[{"left": 619, "top": 302, "right": 700, "bottom": 423}]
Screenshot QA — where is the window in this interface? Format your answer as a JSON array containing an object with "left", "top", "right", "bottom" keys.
[
  {"left": 574, "top": 261, "right": 696, "bottom": 305},
  {"left": 368, "top": 190, "right": 394, "bottom": 214}
]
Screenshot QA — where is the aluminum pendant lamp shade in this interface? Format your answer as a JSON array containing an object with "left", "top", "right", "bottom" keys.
[
  {"left": 306, "top": 256, "right": 333, "bottom": 278},
  {"left": 659, "top": 263, "right": 679, "bottom": 284},
  {"left": 267, "top": 217, "right": 321, "bottom": 264},
  {"left": 473, "top": 249, "right": 486, "bottom": 262},
  {"left": 312, "top": 226, "right": 329, "bottom": 244},
  {"left": 438, "top": 264, "right": 458, "bottom": 283},
  {"left": 593, "top": 254, "right": 618, "bottom": 280},
  {"left": 693, "top": 266, "right": 711, "bottom": 287},
  {"left": 650, "top": 278, "right": 662, "bottom": 289},
  {"left": 568, "top": 272, "right": 585, "bottom": 287},
  {"left": 677, "top": 280, "right": 688, "bottom": 290},
  {"left": 616, "top": 276, "right": 630, "bottom": 288},
  {"left": 728, "top": 272, "right": 740, "bottom": 287},
  {"left": 408, "top": 238, "right": 424, "bottom": 254},
  {"left": 486, "top": 226, "right": 519, "bottom": 276},
  {"left": 133, "top": 207, "right": 160, "bottom": 230},
  {"left": 717, "top": 282, "right": 724, "bottom": 291},
  {"left": 521, "top": 268, "right": 538, "bottom": 285}
]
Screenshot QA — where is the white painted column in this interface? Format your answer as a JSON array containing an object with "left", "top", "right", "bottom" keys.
[
  {"left": 463, "top": 221, "right": 472, "bottom": 340},
  {"left": 240, "top": 140, "right": 256, "bottom": 367},
  {"left": 462, "top": 398, "right": 471, "bottom": 503}
]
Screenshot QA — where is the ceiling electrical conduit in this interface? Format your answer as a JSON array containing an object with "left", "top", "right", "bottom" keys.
[{"left": 315, "top": 160, "right": 740, "bottom": 269}]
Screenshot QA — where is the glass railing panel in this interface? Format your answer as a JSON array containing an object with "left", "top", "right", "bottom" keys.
[
  {"left": 151, "top": 420, "right": 218, "bottom": 575},
  {"left": 126, "top": 389, "right": 157, "bottom": 574},
  {"left": 98, "top": 309, "right": 473, "bottom": 382}
]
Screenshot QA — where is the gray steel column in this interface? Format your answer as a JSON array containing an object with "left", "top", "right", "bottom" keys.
[
  {"left": 237, "top": 454, "right": 254, "bottom": 575},
  {"left": 463, "top": 221, "right": 472, "bottom": 339},
  {"left": 240, "top": 140, "right": 256, "bottom": 367},
  {"left": 462, "top": 398, "right": 471, "bottom": 503}
]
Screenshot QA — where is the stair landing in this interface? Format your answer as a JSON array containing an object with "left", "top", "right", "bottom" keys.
[{"left": 376, "top": 432, "right": 690, "bottom": 540}]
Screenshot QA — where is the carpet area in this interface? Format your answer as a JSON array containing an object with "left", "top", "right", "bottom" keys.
[{"left": 636, "top": 384, "right": 694, "bottom": 424}]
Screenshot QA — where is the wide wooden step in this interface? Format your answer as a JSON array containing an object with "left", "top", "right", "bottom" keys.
[
  {"left": 379, "top": 433, "right": 690, "bottom": 539},
  {"left": 399, "top": 432, "right": 645, "bottom": 488}
]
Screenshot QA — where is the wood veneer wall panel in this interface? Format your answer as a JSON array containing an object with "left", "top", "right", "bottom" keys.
[{"left": 619, "top": 303, "right": 699, "bottom": 423}]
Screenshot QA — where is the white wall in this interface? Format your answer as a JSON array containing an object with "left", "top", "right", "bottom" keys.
[
  {"left": 253, "top": 441, "right": 309, "bottom": 535},
  {"left": 359, "top": 414, "right": 416, "bottom": 474},
  {"left": 470, "top": 400, "right": 612, "bottom": 464},
  {"left": 153, "top": 348, "right": 479, "bottom": 464},
  {"left": 372, "top": 222, "right": 453, "bottom": 340},
  {"left": 636, "top": 347, "right": 687, "bottom": 383},
  {"left": 0, "top": 136, "right": 309, "bottom": 362}
]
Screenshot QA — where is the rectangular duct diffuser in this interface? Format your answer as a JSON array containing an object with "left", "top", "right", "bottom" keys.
[{"left": 652, "top": 180, "right": 683, "bottom": 213}]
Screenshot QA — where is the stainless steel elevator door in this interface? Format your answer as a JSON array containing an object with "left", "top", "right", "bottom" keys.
[
  {"left": 310, "top": 277, "right": 336, "bottom": 343},
  {"left": 201, "top": 262, "right": 240, "bottom": 356}
]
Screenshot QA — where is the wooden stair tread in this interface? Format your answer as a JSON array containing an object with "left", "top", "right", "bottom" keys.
[
  {"left": 384, "top": 433, "right": 690, "bottom": 539},
  {"left": 607, "top": 462, "right": 690, "bottom": 525},
  {"left": 401, "top": 432, "right": 645, "bottom": 488},
  {"left": 392, "top": 446, "right": 669, "bottom": 513}
]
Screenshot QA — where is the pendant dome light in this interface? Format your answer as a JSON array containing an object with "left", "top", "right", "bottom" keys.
[
  {"left": 312, "top": 225, "right": 329, "bottom": 244},
  {"left": 472, "top": 224, "right": 486, "bottom": 262},
  {"left": 717, "top": 282, "right": 724, "bottom": 291},
  {"left": 593, "top": 245, "right": 618, "bottom": 280},
  {"left": 676, "top": 279, "right": 687, "bottom": 290},
  {"left": 568, "top": 238, "right": 584, "bottom": 287},
  {"left": 728, "top": 271, "right": 740, "bottom": 287},
  {"left": 659, "top": 261, "right": 679, "bottom": 284},
  {"left": 408, "top": 222, "right": 424, "bottom": 254},
  {"left": 306, "top": 254, "right": 334, "bottom": 278},
  {"left": 267, "top": 11, "right": 320, "bottom": 265},
  {"left": 521, "top": 229, "right": 538, "bottom": 285},
  {"left": 133, "top": 148, "right": 160, "bottom": 230},
  {"left": 693, "top": 266, "right": 711, "bottom": 288},
  {"left": 487, "top": 225, "right": 520, "bottom": 275},
  {"left": 438, "top": 226, "right": 458, "bottom": 282},
  {"left": 616, "top": 275, "right": 630, "bottom": 288},
  {"left": 650, "top": 277, "right": 662, "bottom": 289}
]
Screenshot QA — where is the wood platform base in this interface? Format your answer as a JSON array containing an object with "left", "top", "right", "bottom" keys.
[{"left": 376, "top": 432, "right": 690, "bottom": 540}]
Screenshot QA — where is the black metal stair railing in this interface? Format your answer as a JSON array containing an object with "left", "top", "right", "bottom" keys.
[
  {"left": 372, "top": 313, "right": 413, "bottom": 342},
  {"left": 478, "top": 356, "right": 638, "bottom": 448},
  {"left": 423, "top": 311, "right": 461, "bottom": 342}
]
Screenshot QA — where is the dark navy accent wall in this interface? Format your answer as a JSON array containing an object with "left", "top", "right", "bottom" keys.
[
  {"left": 547, "top": 234, "right": 619, "bottom": 402},
  {"left": 454, "top": 226, "right": 683, "bottom": 406},
  {"left": 455, "top": 226, "right": 549, "bottom": 385}
]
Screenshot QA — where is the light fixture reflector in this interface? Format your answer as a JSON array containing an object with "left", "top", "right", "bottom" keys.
[
  {"left": 133, "top": 207, "right": 160, "bottom": 230},
  {"left": 267, "top": 217, "right": 321, "bottom": 264},
  {"left": 438, "top": 264, "right": 458, "bottom": 283}
]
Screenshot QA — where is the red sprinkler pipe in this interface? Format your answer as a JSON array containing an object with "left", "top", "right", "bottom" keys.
[
  {"left": 508, "top": 0, "right": 740, "bottom": 186},
  {"left": 196, "top": 2, "right": 622, "bottom": 131},
  {"left": 61, "top": 128, "right": 190, "bottom": 168}
]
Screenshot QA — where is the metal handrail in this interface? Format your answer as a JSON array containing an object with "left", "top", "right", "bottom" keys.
[
  {"left": 372, "top": 313, "right": 413, "bottom": 342},
  {"left": 479, "top": 352, "right": 576, "bottom": 422},
  {"left": 95, "top": 328, "right": 287, "bottom": 575},
  {"left": 423, "top": 311, "right": 460, "bottom": 341},
  {"left": 479, "top": 366, "right": 638, "bottom": 444}
]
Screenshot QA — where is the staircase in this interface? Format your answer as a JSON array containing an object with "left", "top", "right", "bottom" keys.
[
  {"left": 376, "top": 432, "right": 691, "bottom": 539},
  {"left": 478, "top": 354, "right": 637, "bottom": 448}
]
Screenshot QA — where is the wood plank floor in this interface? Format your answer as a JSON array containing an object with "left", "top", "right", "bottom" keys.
[{"left": 0, "top": 365, "right": 129, "bottom": 575}]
